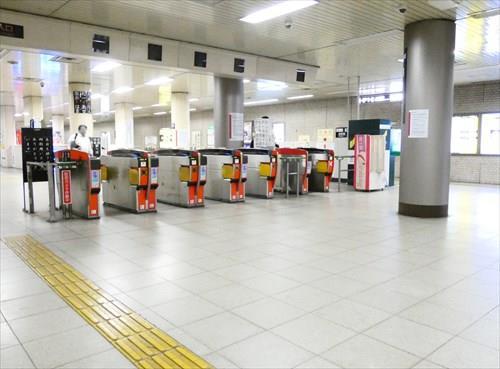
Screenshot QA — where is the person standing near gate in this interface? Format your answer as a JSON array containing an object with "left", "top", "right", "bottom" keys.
[{"left": 68, "top": 124, "right": 92, "bottom": 154}]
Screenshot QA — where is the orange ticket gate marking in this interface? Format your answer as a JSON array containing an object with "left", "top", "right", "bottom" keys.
[
  {"left": 300, "top": 148, "right": 335, "bottom": 192},
  {"left": 239, "top": 148, "right": 277, "bottom": 199},
  {"left": 275, "top": 148, "right": 310, "bottom": 195}
]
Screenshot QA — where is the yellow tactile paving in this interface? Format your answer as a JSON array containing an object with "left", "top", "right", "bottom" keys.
[{"left": 4, "top": 235, "right": 214, "bottom": 369}]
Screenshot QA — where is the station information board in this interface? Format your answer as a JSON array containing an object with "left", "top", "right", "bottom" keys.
[{"left": 21, "top": 128, "right": 54, "bottom": 183}]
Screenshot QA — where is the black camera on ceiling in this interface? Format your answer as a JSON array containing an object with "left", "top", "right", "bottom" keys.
[{"left": 93, "top": 34, "right": 110, "bottom": 54}]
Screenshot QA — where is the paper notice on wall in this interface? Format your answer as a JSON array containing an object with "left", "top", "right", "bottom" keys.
[
  {"left": 229, "top": 112, "right": 244, "bottom": 141},
  {"left": 298, "top": 134, "right": 310, "bottom": 146},
  {"left": 408, "top": 109, "right": 429, "bottom": 138}
]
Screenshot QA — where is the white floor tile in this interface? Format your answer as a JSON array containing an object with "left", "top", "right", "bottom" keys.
[
  {"left": 200, "top": 284, "right": 265, "bottom": 309},
  {"left": 310, "top": 275, "right": 371, "bottom": 297},
  {"left": 272, "top": 314, "right": 356, "bottom": 354},
  {"left": 427, "top": 337, "right": 500, "bottom": 369},
  {"left": 152, "top": 295, "right": 222, "bottom": 326},
  {"left": 240, "top": 273, "right": 300, "bottom": 295},
  {"left": 0, "top": 322, "right": 19, "bottom": 349},
  {"left": 295, "top": 356, "right": 340, "bottom": 368},
  {"left": 0, "top": 345, "right": 35, "bottom": 369},
  {"left": 232, "top": 297, "right": 305, "bottom": 329},
  {"left": 275, "top": 285, "right": 341, "bottom": 312},
  {"left": 365, "top": 316, "right": 452, "bottom": 357},
  {"left": 219, "top": 332, "right": 313, "bottom": 369},
  {"left": 316, "top": 299, "right": 391, "bottom": 332},
  {"left": 459, "top": 315, "right": 500, "bottom": 350},
  {"left": 183, "top": 312, "right": 262, "bottom": 351},
  {"left": 58, "top": 349, "right": 135, "bottom": 368},
  {"left": 173, "top": 272, "right": 232, "bottom": 293},
  {"left": 126, "top": 281, "right": 192, "bottom": 307},
  {"left": 322, "top": 334, "right": 421, "bottom": 369}
]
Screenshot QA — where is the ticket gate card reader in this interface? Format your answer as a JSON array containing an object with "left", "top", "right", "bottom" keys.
[
  {"left": 155, "top": 149, "right": 207, "bottom": 207},
  {"left": 275, "top": 148, "right": 311, "bottom": 195},
  {"left": 300, "top": 148, "right": 334, "bottom": 192},
  {"left": 54, "top": 149, "right": 101, "bottom": 219},
  {"left": 101, "top": 150, "right": 158, "bottom": 213},
  {"left": 239, "top": 148, "right": 277, "bottom": 199},
  {"left": 198, "top": 149, "right": 247, "bottom": 203}
]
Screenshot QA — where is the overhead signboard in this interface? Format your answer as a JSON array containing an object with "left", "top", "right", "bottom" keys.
[{"left": 0, "top": 22, "right": 24, "bottom": 39}]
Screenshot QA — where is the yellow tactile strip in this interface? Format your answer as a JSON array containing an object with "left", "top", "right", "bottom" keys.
[{"left": 4, "top": 235, "right": 213, "bottom": 369}]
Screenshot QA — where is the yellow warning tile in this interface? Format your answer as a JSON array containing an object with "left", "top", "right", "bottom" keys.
[{"left": 4, "top": 235, "right": 214, "bottom": 369}]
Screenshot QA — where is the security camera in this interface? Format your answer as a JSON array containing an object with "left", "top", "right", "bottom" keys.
[
  {"left": 40, "top": 81, "right": 45, "bottom": 88},
  {"left": 399, "top": 7, "right": 407, "bottom": 13},
  {"left": 284, "top": 18, "right": 293, "bottom": 29}
]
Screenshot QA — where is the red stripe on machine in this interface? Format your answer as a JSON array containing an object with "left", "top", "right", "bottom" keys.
[{"left": 61, "top": 170, "right": 72, "bottom": 205}]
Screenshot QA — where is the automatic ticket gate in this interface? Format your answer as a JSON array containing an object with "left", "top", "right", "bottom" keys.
[
  {"left": 101, "top": 149, "right": 158, "bottom": 213},
  {"left": 239, "top": 148, "right": 277, "bottom": 199},
  {"left": 54, "top": 149, "right": 101, "bottom": 219},
  {"left": 300, "top": 148, "right": 335, "bottom": 192},
  {"left": 275, "top": 148, "right": 311, "bottom": 195},
  {"left": 198, "top": 149, "right": 247, "bottom": 202},
  {"left": 155, "top": 149, "right": 207, "bottom": 207}
]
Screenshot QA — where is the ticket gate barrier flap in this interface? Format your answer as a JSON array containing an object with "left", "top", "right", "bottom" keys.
[
  {"left": 275, "top": 148, "right": 310, "bottom": 195},
  {"left": 198, "top": 149, "right": 247, "bottom": 203},
  {"left": 54, "top": 149, "right": 101, "bottom": 219},
  {"left": 101, "top": 150, "right": 158, "bottom": 213},
  {"left": 155, "top": 149, "right": 206, "bottom": 208},
  {"left": 300, "top": 148, "right": 335, "bottom": 192},
  {"left": 239, "top": 148, "right": 278, "bottom": 199}
]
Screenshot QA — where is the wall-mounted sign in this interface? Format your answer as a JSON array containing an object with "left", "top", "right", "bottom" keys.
[
  {"left": 408, "top": 109, "right": 429, "bottom": 138},
  {"left": 73, "top": 91, "right": 91, "bottom": 113},
  {"left": 228, "top": 112, "right": 244, "bottom": 141},
  {"left": 0, "top": 22, "right": 24, "bottom": 39},
  {"left": 335, "top": 127, "right": 348, "bottom": 138}
]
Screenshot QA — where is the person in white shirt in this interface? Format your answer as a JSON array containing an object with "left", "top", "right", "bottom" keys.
[{"left": 69, "top": 124, "right": 93, "bottom": 155}]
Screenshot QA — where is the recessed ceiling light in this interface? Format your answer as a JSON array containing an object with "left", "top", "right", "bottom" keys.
[
  {"left": 243, "top": 79, "right": 251, "bottom": 83},
  {"left": 189, "top": 98, "right": 199, "bottom": 102},
  {"left": 244, "top": 99, "right": 279, "bottom": 106},
  {"left": 240, "top": 0, "right": 318, "bottom": 24},
  {"left": 112, "top": 86, "right": 134, "bottom": 94},
  {"left": 91, "top": 61, "right": 121, "bottom": 73},
  {"left": 154, "top": 111, "right": 167, "bottom": 115},
  {"left": 257, "top": 80, "right": 288, "bottom": 91},
  {"left": 145, "top": 76, "right": 173, "bottom": 86},
  {"left": 287, "top": 94, "right": 314, "bottom": 100},
  {"left": 132, "top": 106, "right": 143, "bottom": 110},
  {"left": 189, "top": 108, "right": 197, "bottom": 112}
]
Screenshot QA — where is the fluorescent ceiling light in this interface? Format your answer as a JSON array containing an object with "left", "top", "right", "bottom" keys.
[
  {"left": 244, "top": 99, "right": 279, "bottom": 106},
  {"left": 151, "top": 103, "right": 167, "bottom": 107},
  {"left": 470, "top": 8, "right": 500, "bottom": 19},
  {"left": 189, "top": 108, "right": 197, "bottom": 112},
  {"left": 132, "top": 106, "right": 143, "bottom": 111},
  {"left": 112, "top": 86, "right": 134, "bottom": 94},
  {"left": 287, "top": 94, "right": 314, "bottom": 100},
  {"left": 243, "top": 79, "right": 251, "bottom": 84},
  {"left": 145, "top": 76, "right": 173, "bottom": 86},
  {"left": 91, "top": 61, "right": 121, "bottom": 73},
  {"left": 240, "top": 0, "right": 318, "bottom": 24},
  {"left": 23, "top": 112, "right": 29, "bottom": 116},
  {"left": 14, "top": 113, "right": 23, "bottom": 117},
  {"left": 154, "top": 111, "right": 167, "bottom": 115},
  {"left": 189, "top": 98, "right": 199, "bottom": 102},
  {"left": 257, "top": 80, "right": 288, "bottom": 91}
]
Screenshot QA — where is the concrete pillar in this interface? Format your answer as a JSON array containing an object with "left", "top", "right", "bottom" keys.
[
  {"left": 399, "top": 19, "right": 455, "bottom": 218},
  {"left": 0, "top": 104, "right": 16, "bottom": 167},
  {"left": 114, "top": 102, "right": 134, "bottom": 148},
  {"left": 23, "top": 95, "right": 43, "bottom": 127},
  {"left": 171, "top": 92, "right": 190, "bottom": 148},
  {"left": 214, "top": 77, "right": 244, "bottom": 148},
  {"left": 68, "top": 82, "right": 93, "bottom": 136},
  {"left": 51, "top": 114, "right": 65, "bottom": 146}
]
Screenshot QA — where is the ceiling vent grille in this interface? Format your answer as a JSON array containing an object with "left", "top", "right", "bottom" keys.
[{"left": 49, "top": 56, "right": 82, "bottom": 64}]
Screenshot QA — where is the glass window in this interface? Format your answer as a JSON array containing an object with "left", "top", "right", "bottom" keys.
[
  {"left": 480, "top": 113, "right": 500, "bottom": 155},
  {"left": 451, "top": 115, "right": 479, "bottom": 154}
]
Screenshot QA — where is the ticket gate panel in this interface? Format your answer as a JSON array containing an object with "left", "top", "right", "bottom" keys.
[
  {"left": 239, "top": 148, "right": 277, "bottom": 199},
  {"left": 301, "top": 148, "right": 335, "bottom": 192},
  {"left": 101, "top": 150, "right": 158, "bottom": 213},
  {"left": 55, "top": 149, "right": 100, "bottom": 219},
  {"left": 155, "top": 149, "right": 206, "bottom": 208},
  {"left": 275, "top": 148, "right": 310, "bottom": 195},
  {"left": 199, "top": 149, "right": 246, "bottom": 203}
]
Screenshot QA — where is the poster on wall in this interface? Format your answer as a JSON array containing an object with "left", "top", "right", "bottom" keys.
[
  {"left": 318, "top": 128, "right": 334, "bottom": 142},
  {"left": 207, "top": 126, "right": 215, "bottom": 147},
  {"left": 228, "top": 112, "right": 244, "bottom": 141},
  {"left": 243, "top": 121, "right": 253, "bottom": 147},
  {"left": 408, "top": 109, "right": 429, "bottom": 138},
  {"left": 73, "top": 91, "right": 92, "bottom": 113}
]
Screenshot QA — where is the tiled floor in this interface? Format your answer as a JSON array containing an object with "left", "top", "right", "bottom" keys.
[{"left": 1, "top": 167, "right": 499, "bottom": 369}]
